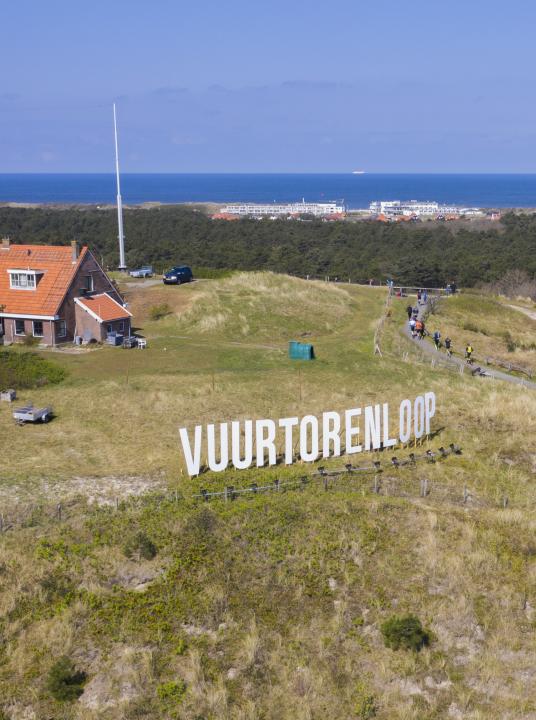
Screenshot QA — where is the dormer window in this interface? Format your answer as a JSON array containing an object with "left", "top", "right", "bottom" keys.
[{"left": 8, "top": 269, "right": 43, "bottom": 290}]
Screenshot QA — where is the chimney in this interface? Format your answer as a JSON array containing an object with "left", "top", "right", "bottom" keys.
[
  {"left": 1, "top": 237, "right": 10, "bottom": 250},
  {"left": 71, "top": 240, "right": 79, "bottom": 262}
]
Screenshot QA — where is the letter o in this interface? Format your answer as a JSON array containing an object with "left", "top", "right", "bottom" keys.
[
  {"left": 399, "top": 399, "right": 412, "bottom": 443},
  {"left": 300, "top": 415, "right": 319, "bottom": 462}
]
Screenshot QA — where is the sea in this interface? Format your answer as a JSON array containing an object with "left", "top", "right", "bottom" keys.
[{"left": 1, "top": 173, "right": 536, "bottom": 209}]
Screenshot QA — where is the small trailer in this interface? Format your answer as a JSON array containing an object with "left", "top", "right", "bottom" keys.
[{"left": 13, "top": 404, "right": 53, "bottom": 426}]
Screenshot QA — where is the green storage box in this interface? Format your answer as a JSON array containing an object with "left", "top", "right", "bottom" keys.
[{"left": 288, "top": 341, "right": 315, "bottom": 360}]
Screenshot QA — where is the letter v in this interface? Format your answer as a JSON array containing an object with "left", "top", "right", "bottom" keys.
[{"left": 179, "top": 425, "right": 202, "bottom": 476}]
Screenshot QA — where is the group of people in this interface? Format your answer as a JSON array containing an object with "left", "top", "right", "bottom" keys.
[
  {"left": 406, "top": 303, "right": 474, "bottom": 362},
  {"left": 416, "top": 289, "right": 428, "bottom": 305}
]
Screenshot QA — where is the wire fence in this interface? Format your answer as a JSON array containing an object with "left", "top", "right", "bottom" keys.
[{"left": 0, "top": 441, "right": 523, "bottom": 534}]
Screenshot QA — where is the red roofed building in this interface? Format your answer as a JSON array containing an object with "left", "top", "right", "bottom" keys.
[
  {"left": 74, "top": 293, "right": 132, "bottom": 342},
  {"left": 0, "top": 238, "right": 131, "bottom": 346}
]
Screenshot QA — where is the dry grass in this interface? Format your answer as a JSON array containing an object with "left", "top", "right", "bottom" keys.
[
  {"left": 0, "top": 275, "right": 536, "bottom": 719},
  {"left": 431, "top": 293, "right": 536, "bottom": 372}
]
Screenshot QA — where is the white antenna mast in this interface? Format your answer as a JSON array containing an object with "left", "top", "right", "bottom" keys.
[{"left": 113, "top": 103, "right": 126, "bottom": 271}]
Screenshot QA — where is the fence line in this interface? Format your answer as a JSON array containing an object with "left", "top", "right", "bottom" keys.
[{"left": 373, "top": 287, "right": 393, "bottom": 355}]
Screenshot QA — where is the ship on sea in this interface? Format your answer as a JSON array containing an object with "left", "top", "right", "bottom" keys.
[{"left": 352, "top": 170, "right": 365, "bottom": 174}]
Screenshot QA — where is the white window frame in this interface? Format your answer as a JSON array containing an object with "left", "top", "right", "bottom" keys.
[
  {"left": 9, "top": 271, "right": 37, "bottom": 290},
  {"left": 15, "top": 319, "right": 26, "bottom": 335},
  {"left": 32, "top": 320, "right": 44, "bottom": 337},
  {"left": 57, "top": 319, "right": 67, "bottom": 338},
  {"left": 118, "top": 321, "right": 125, "bottom": 332}
]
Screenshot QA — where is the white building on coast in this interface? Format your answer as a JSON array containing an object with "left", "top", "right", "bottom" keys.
[
  {"left": 219, "top": 200, "right": 346, "bottom": 218},
  {"left": 369, "top": 200, "right": 483, "bottom": 217}
]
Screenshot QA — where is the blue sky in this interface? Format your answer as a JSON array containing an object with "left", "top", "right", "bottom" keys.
[{"left": 2, "top": 0, "right": 536, "bottom": 172}]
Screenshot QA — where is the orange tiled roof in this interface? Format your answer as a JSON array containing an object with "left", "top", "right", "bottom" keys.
[
  {"left": 75, "top": 293, "right": 132, "bottom": 323},
  {"left": 0, "top": 244, "right": 88, "bottom": 317}
]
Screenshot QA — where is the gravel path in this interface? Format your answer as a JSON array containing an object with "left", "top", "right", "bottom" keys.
[{"left": 507, "top": 303, "right": 536, "bottom": 321}]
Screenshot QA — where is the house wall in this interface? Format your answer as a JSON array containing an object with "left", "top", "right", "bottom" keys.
[
  {"left": 57, "top": 251, "right": 124, "bottom": 343},
  {"left": 74, "top": 305, "right": 132, "bottom": 343},
  {"left": 2, "top": 318, "right": 55, "bottom": 346}
]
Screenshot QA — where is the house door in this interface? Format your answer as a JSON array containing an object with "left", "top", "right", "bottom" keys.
[{"left": 0, "top": 318, "right": 4, "bottom": 344}]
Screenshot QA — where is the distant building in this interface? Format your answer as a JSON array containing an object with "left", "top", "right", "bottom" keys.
[
  {"left": 218, "top": 200, "right": 346, "bottom": 218},
  {"left": 369, "top": 200, "right": 483, "bottom": 218}
]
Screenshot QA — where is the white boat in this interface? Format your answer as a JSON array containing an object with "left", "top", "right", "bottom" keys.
[{"left": 352, "top": 170, "right": 365, "bottom": 175}]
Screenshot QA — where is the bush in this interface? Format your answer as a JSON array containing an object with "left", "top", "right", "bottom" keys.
[
  {"left": 502, "top": 331, "right": 517, "bottom": 353},
  {"left": 157, "top": 679, "right": 187, "bottom": 702},
  {"left": 462, "top": 321, "right": 479, "bottom": 334},
  {"left": 123, "top": 531, "right": 157, "bottom": 561},
  {"left": 380, "top": 614, "right": 430, "bottom": 652},
  {"left": 149, "top": 303, "right": 172, "bottom": 321},
  {"left": 46, "top": 656, "right": 87, "bottom": 701},
  {"left": 22, "top": 334, "right": 40, "bottom": 347},
  {"left": 0, "top": 350, "right": 66, "bottom": 389}
]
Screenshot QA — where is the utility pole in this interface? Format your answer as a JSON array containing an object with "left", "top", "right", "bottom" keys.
[{"left": 113, "top": 103, "right": 126, "bottom": 271}]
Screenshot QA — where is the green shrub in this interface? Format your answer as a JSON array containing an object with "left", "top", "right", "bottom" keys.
[
  {"left": 0, "top": 350, "right": 66, "bottom": 389},
  {"left": 192, "top": 266, "right": 236, "bottom": 280},
  {"left": 462, "top": 321, "right": 479, "bottom": 334},
  {"left": 46, "top": 656, "right": 87, "bottom": 701},
  {"left": 354, "top": 681, "right": 377, "bottom": 718},
  {"left": 157, "top": 679, "right": 187, "bottom": 702},
  {"left": 502, "top": 331, "right": 517, "bottom": 352},
  {"left": 380, "top": 614, "right": 430, "bottom": 652},
  {"left": 22, "top": 334, "right": 40, "bottom": 347},
  {"left": 149, "top": 303, "right": 172, "bottom": 321},
  {"left": 123, "top": 531, "right": 158, "bottom": 561}
]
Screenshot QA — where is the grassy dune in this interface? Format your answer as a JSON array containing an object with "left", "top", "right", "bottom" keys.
[
  {"left": 0, "top": 274, "right": 386, "bottom": 486},
  {"left": 0, "top": 275, "right": 535, "bottom": 719},
  {"left": 430, "top": 293, "right": 536, "bottom": 373}
]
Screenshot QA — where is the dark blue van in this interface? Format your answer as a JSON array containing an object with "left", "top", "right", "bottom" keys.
[{"left": 162, "top": 265, "right": 194, "bottom": 285}]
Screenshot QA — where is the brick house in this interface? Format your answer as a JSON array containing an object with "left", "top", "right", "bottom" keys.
[{"left": 0, "top": 238, "right": 132, "bottom": 346}]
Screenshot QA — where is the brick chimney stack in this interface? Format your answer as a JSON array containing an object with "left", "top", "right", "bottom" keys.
[
  {"left": 1, "top": 237, "right": 10, "bottom": 250},
  {"left": 71, "top": 240, "right": 79, "bottom": 262}
]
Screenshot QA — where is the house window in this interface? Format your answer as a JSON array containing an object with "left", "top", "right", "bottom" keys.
[
  {"left": 107, "top": 323, "right": 113, "bottom": 334},
  {"left": 9, "top": 271, "right": 36, "bottom": 289},
  {"left": 82, "top": 275, "right": 94, "bottom": 292},
  {"left": 15, "top": 319, "right": 25, "bottom": 335},
  {"left": 57, "top": 320, "right": 67, "bottom": 338},
  {"left": 118, "top": 321, "right": 125, "bottom": 332},
  {"left": 33, "top": 321, "right": 44, "bottom": 337}
]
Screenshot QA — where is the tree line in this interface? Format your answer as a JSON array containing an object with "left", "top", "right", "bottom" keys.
[{"left": 0, "top": 205, "right": 535, "bottom": 287}]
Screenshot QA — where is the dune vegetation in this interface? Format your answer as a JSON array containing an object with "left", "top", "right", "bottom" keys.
[{"left": 0, "top": 273, "right": 535, "bottom": 719}]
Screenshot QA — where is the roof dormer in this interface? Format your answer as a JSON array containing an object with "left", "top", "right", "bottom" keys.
[{"left": 8, "top": 269, "right": 44, "bottom": 290}]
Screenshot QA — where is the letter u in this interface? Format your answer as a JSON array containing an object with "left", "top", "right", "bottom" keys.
[
  {"left": 207, "top": 423, "right": 229, "bottom": 472},
  {"left": 231, "top": 420, "right": 253, "bottom": 470}
]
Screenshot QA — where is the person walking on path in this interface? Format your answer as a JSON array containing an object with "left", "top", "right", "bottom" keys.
[
  {"left": 409, "top": 317, "right": 417, "bottom": 337},
  {"left": 433, "top": 330, "right": 441, "bottom": 350},
  {"left": 406, "top": 304, "right": 413, "bottom": 320},
  {"left": 415, "top": 319, "right": 424, "bottom": 339},
  {"left": 445, "top": 337, "right": 452, "bottom": 357},
  {"left": 423, "top": 290, "right": 428, "bottom": 304},
  {"left": 465, "top": 343, "right": 474, "bottom": 364},
  {"left": 417, "top": 290, "right": 422, "bottom": 305}
]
